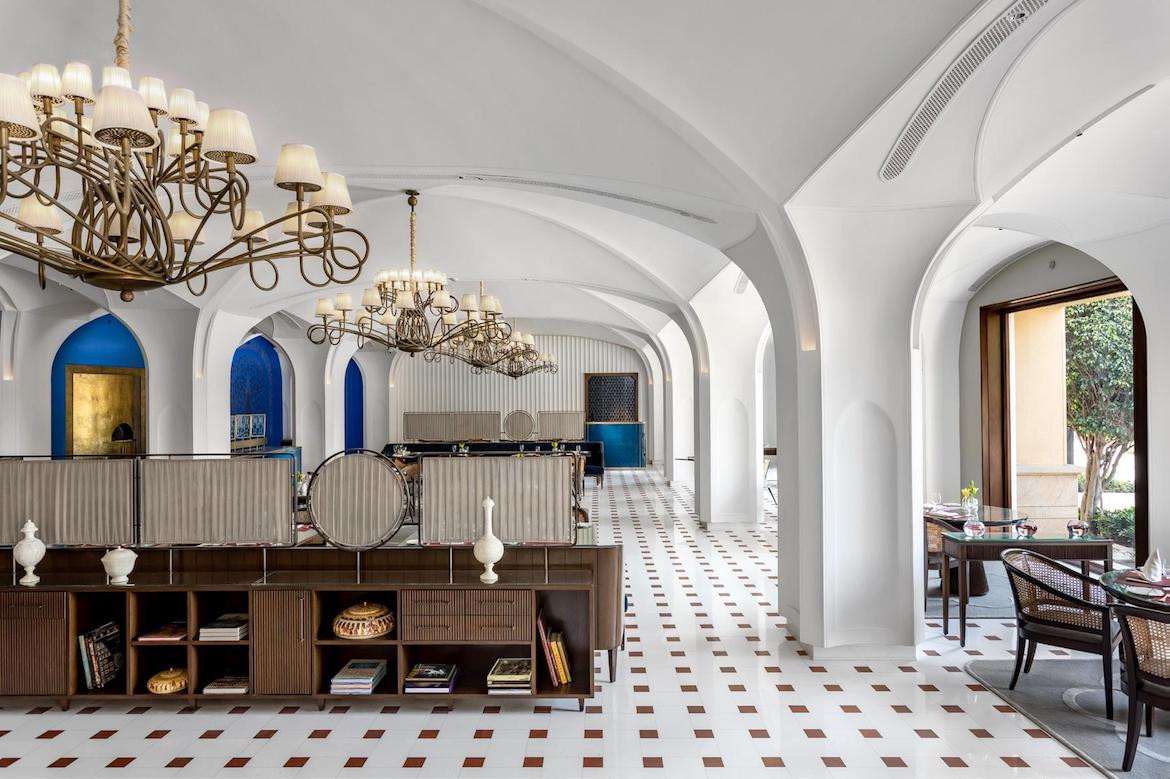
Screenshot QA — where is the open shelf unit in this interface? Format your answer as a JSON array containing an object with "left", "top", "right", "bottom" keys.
[{"left": 2, "top": 562, "right": 595, "bottom": 710}]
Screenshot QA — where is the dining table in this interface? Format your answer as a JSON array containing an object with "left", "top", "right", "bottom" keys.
[
  {"left": 925, "top": 505, "right": 1027, "bottom": 596},
  {"left": 941, "top": 529, "right": 1113, "bottom": 646},
  {"left": 1100, "top": 569, "right": 1170, "bottom": 610}
]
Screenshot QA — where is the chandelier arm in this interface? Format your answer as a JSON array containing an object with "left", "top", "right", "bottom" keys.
[{"left": 246, "top": 257, "right": 280, "bottom": 292}]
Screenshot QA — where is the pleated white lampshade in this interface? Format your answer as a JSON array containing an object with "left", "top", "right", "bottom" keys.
[
  {"left": 169, "top": 210, "right": 204, "bottom": 245},
  {"left": 167, "top": 87, "right": 198, "bottom": 123},
  {"left": 315, "top": 298, "right": 336, "bottom": 317},
  {"left": 232, "top": 208, "right": 269, "bottom": 244},
  {"left": 92, "top": 85, "right": 158, "bottom": 149},
  {"left": 61, "top": 62, "right": 95, "bottom": 103},
  {"left": 16, "top": 197, "right": 63, "bottom": 235},
  {"left": 309, "top": 171, "right": 352, "bottom": 214},
  {"left": 101, "top": 65, "right": 132, "bottom": 89},
  {"left": 202, "top": 109, "right": 257, "bottom": 164},
  {"left": 27, "top": 64, "right": 62, "bottom": 103},
  {"left": 0, "top": 73, "right": 42, "bottom": 139},
  {"left": 274, "top": 143, "right": 323, "bottom": 192},
  {"left": 137, "top": 76, "right": 168, "bottom": 115}
]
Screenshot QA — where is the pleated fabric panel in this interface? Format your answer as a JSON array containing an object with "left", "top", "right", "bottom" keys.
[
  {"left": 420, "top": 455, "right": 573, "bottom": 544},
  {"left": 138, "top": 458, "right": 293, "bottom": 545},
  {"left": 392, "top": 335, "right": 644, "bottom": 441},
  {"left": 308, "top": 452, "right": 406, "bottom": 548},
  {"left": 0, "top": 460, "right": 134, "bottom": 546}
]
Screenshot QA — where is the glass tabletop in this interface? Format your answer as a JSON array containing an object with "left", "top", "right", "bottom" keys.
[
  {"left": 941, "top": 530, "right": 1110, "bottom": 544},
  {"left": 1101, "top": 569, "right": 1170, "bottom": 609},
  {"left": 925, "top": 505, "right": 1028, "bottom": 526}
]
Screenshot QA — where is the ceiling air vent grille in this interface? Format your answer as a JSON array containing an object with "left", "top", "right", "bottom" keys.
[{"left": 880, "top": 0, "right": 1048, "bottom": 181}]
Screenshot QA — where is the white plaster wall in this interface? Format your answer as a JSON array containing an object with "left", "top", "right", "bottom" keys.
[
  {"left": 353, "top": 350, "right": 393, "bottom": 451},
  {"left": 760, "top": 334, "right": 777, "bottom": 447},
  {"left": 658, "top": 321, "right": 694, "bottom": 489},
  {"left": 689, "top": 265, "right": 769, "bottom": 523}
]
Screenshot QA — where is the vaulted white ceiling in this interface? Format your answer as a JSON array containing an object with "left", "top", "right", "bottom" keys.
[{"left": 7, "top": 0, "right": 1146, "bottom": 356}]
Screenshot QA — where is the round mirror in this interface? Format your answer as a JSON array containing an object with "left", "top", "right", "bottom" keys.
[
  {"left": 307, "top": 450, "right": 408, "bottom": 549},
  {"left": 503, "top": 409, "right": 535, "bottom": 441}
]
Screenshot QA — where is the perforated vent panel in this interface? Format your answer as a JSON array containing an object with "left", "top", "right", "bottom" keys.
[{"left": 880, "top": 0, "right": 1048, "bottom": 181}]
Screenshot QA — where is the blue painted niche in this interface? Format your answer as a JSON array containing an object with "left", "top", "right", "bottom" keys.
[
  {"left": 51, "top": 314, "right": 145, "bottom": 458},
  {"left": 344, "top": 358, "right": 364, "bottom": 450},
  {"left": 230, "top": 337, "right": 283, "bottom": 448}
]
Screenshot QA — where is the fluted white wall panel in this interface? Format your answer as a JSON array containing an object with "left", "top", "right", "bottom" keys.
[{"left": 389, "top": 336, "right": 644, "bottom": 442}]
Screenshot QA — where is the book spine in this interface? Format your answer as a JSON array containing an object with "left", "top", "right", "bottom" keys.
[
  {"left": 550, "top": 634, "right": 569, "bottom": 685},
  {"left": 536, "top": 614, "right": 559, "bottom": 687},
  {"left": 87, "top": 637, "right": 102, "bottom": 689},
  {"left": 78, "top": 635, "right": 92, "bottom": 690}
]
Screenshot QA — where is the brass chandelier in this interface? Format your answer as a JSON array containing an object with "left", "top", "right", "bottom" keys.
[
  {"left": 309, "top": 193, "right": 512, "bottom": 354},
  {"left": 0, "top": 0, "right": 368, "bottom": 301},
  {"left": 477, "top": 328, "right": 558, "bottom": 379}
]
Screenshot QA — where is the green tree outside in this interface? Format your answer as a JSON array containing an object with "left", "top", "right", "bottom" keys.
[{"left": 1065, "top": 295, "right": 1134, "bottom": 522}]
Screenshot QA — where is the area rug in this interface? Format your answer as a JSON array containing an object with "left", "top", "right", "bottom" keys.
[
  {"left": 966, "top": 658, "right": 1170, "bottom": 777},
  {"left": 925, "top": 565, "right": 1015, "bottom": 618}
]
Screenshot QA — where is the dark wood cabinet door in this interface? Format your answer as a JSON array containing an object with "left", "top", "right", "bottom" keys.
[
  {"left": 0, "top": 592, "right": 67, "bottom": 696},
  {"left": 252, "top": 590, "right": 312, "bottom": 695}
]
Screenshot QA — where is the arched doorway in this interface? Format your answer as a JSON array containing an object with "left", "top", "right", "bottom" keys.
[
  {"left": 344, "top": 358, "right": 364, "bottom": 450},
  {"left": 230, "top": 336, "right": 284, "bottom": 450},
  {"left": 51, "top": 314, "right": 146, "bottom": 457}
]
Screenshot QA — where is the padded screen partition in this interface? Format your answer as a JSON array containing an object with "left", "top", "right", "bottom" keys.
[
  {"left": 403, "top": 412, "right": 454, "bottom": 441},
  {"left": 307, "top": 452, "right": 407, "bottom": 549},
  {"left": 453, "top": 412, "right": 498, "bottom": 441},
  {"left": 138, "top": 458, "right": 293, "bottom": 545},
  {"left": 421, "top": 455, "right": 575, "bottom": 545},
  {"left": 538, "top": 411, "right": 585, "bottom": 441},
  {"left": 0, "top": 459, "right": 135, "bottom": 546}
]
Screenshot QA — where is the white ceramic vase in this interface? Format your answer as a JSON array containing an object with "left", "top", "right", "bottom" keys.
[
  {"left": 101, "top": 546, "right": 137, "bottom": 585},
  {"left": 473, "top": 497, "right": 503, "bottom": 585},
  {"left": 13, "top": 520, "right": 45, "bottom": 587}
]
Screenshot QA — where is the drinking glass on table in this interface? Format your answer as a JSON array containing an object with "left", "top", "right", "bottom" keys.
[{"left": 929, "top": 492, "right": 943, "bottom": 510}]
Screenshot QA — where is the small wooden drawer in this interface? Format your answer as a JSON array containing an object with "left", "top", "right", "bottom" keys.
[
  {"left": 0, "top": 591, "right": 66, "bottom": 620},
  {"left": 400, "top": 589, "right": 463, "bottom": 616},
  {"left": 400, "top": 616, "right": 462, "bottom": 642},
  {"left": 465, "top": 589, "right": 531, "bottom": 616},
  {"left": 465, "top": 614, "right": 531, "bottom": 643}
]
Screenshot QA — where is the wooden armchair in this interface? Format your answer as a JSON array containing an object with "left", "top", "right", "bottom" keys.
[
  {"left": 1001, "top": 549, "right": 1118, "bottom": 719},
  {"left": 1114, "top": 604, "right": 1170, "bottom": 771}
]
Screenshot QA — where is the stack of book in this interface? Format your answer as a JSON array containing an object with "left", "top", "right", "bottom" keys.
[
  {"left": 202, "top": 676, "right": 249, "bottom": 695},
  {"left": 536, "top": 612, "right": 572, "bottom": 687},
  {"left": 78, "top": 622, "right": 124, "bottom": 690},
  {"left": 404, "top": 663, "right": 458, "bottom": 694},
  {"left": 198, "top": 614, "right": 248, "bottom": 641},
  {"left": 137, "top": 621, "right": 187, "bottom": 642},
  {"left": 486, "top": 658, "right": 532, "bottom": 695},
  {"left": 330, "top": 659, "right": 387, "bottom": 695}
]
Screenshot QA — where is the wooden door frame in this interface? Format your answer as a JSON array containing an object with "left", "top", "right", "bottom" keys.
[{"left": 979, "top": 276, "right": 1147, "bottom": 559}]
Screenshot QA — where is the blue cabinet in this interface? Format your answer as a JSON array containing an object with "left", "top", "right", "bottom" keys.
[{"left": 587, "top": 422, "right": 646, "bottom": 468}]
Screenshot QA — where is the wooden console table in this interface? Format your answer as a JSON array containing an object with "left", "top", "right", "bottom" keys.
[
  {"left": 941, "top": 531, "right": 1112, "bottom": 647},
  {"left": 0, "top": 547, "right": 612, "bottom": 711}
]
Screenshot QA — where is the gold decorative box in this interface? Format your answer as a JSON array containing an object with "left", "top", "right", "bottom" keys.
[
  {"left": 332, "top": 602, "right": 394, "bottom": 640},
  {"left": 146, "top": 667, "right": 188, "bottom": 695}
]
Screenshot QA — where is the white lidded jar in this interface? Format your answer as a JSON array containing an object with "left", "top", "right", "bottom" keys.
[{"left": 13, "top": 520, "right": 46, "bottom": 587}]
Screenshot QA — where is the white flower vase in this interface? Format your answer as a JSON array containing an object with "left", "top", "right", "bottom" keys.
[
  {"left": 101, "top": 546, "right": 137, "bottom": 585},
  {"left": 473, "top": 497, "right": 503, "bottom": 585},
  {"left": 13, "top": 520, "right": 45, "bottom": 587}
]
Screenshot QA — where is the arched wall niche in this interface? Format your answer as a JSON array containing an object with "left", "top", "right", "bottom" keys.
[
  {"left": 230, "top": 335, "right": 285, "bottom": 449},
  {"left": 50, "top": 314, "right": 147, "bottom": 457},
  {"left": 344, "top": 358, "right": 365, "bottom": 450}
]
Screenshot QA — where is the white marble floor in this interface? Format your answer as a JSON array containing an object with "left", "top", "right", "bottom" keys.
[{"left": 0, "top": 469, "right": 1092, "bottom": 777}]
